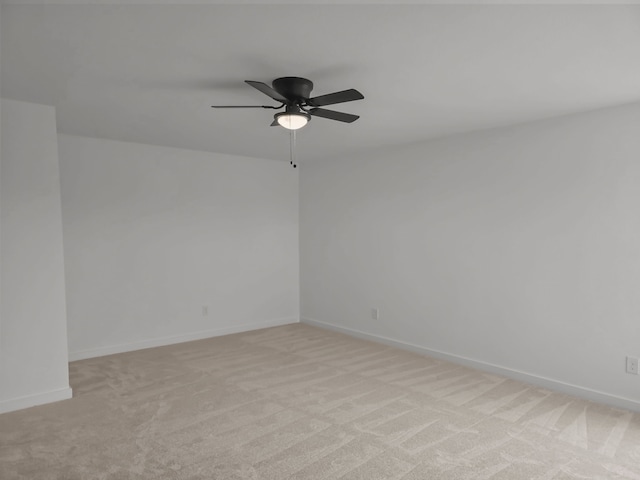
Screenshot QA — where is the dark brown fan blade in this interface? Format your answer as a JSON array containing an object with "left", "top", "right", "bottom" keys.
[
  {"left": 270, "top": 119, "right": 279, "bottom": 126},
  {"left": 211, "top": 105, "right": 280, "bottom": 108},
  {"left": 307, "top": 89, "right": 364, "bottom": 107},
  {"left": 245, "top": 80, "right": 288, "bottom": 103},
  {"left": 309, "top": 108, "right": 359, "bottom": 123}
]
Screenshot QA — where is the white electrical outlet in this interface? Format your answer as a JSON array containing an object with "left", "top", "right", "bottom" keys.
[
  {"left": 202, "top": 306, "right": 209, "bottom": 316},
  {"left": 626, "top": 356, "right": 639, "bottom": 375},
  {"left": 371, "top": 308, "right": 379, "bottom": 320}
]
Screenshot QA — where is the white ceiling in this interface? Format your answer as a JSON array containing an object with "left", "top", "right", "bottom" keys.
[{"left": 2, "top": 2, "right": 640, "bottom": 162}]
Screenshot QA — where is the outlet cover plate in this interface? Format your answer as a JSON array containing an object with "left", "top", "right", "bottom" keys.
[{"left": 626, "top": 356, "right": 639, "bottom": 375}]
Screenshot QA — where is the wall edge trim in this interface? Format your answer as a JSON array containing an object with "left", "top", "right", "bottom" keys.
[
  {"left": 68, "top": 317, "right": 300, "bottom": 362},
  {"left": 301, "top": 317, "right": 640, "bottom": 413},
  {"left": 0, "top": 387, "right": 73, "bottom": 415}
]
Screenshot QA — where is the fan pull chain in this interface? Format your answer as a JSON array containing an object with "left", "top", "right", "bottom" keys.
[{"left": 289, "top": 129, "right": 297, "bottom": 168}]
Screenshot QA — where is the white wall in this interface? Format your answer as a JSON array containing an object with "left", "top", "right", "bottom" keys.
[
  {"left": 0, "top": 99, "right": 72, "bottom": 414},
  {"left": 0, "top": 2, "right": 3, "bottom": 347},
  {"left": 59, "top": 135, "right": 299, "bottom": 360},
  {"left": 300, "top": 102, "right": 640, "bottom": 411}
]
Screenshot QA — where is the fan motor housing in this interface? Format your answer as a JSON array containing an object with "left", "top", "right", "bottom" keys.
[{"left": 272, "top": 77, "right": 314, "bottom": 102}]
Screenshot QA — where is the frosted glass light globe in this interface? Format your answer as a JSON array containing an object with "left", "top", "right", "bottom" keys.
[{"left": 276, "top": 113, "right": 309, "bottom": 130}]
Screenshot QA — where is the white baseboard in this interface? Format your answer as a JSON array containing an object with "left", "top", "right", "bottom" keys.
[
  {"left": 301, "top": 317, "right": 640, "bottom": 413},
  {"left": 0, "top": 386, "right": 73, "bottom": 415},
  {"left": 68, "top": 317, "right": 300, "bottom": 362}
]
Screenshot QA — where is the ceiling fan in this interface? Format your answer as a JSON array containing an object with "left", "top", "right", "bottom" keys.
[{"left": 211, "top": 77, "right": 364, "bottom": 130}]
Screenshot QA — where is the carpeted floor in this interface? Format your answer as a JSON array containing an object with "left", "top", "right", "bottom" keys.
[{"left": 1, "top": 323, "right": 639, "bottom": 479}]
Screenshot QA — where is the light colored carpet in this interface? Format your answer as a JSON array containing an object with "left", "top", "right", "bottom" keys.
[{"left": 1, "top": 323, "right": 639, "bottom": 479}]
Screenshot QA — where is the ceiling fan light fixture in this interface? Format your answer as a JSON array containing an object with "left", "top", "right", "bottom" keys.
[{"left": 275, "top": 111, "right": 310, "bottom": 130}]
